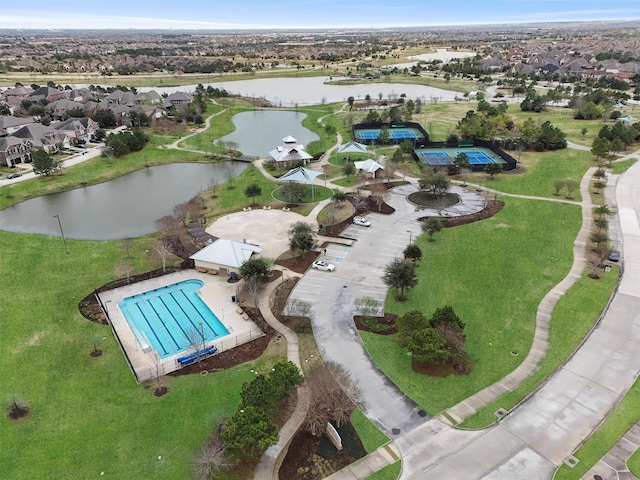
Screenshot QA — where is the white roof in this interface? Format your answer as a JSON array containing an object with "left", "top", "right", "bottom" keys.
[
  {"left": 268, "top": 146, "right": 313, "bottom": 162},
  {"left": 354, "top": 158, "right": 384, "bottom": 173},
  {"left": 189, "top": 238, "right": 262, "bottom": 268},
  {"left": 283, "top": 135, "right": 297, "bottom": 143},
  {"left": 337, "top": 141, "right": 369, "bottom": 155}
]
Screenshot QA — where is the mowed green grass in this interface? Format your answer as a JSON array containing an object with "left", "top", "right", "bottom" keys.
[
  {"left": 0, "top": 231, "right": 256, "bottom": 479},
  {"left": 471, "top": 147, "right": 594, "bottom": 200},
  {"left": 361, "top": 198, "right": 582, "bottom": 414}
]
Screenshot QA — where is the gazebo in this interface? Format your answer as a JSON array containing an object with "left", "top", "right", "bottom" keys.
[
  {"left": 336, "top": 141, "right": 369, "bottom": 155},
  {"left": 279, "top": 166, "right": 323, "bottom": 201}
]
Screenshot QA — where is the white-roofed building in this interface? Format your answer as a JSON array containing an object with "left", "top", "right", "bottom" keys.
[
  {"left": 354, "top": 158, "right": 385, "bottom": 179},
  {"left": 268, "top": 135, "right": 314, "bottom": 170},
  {"left": 190, "top": 238, "right": 263, "bottom": 277}
]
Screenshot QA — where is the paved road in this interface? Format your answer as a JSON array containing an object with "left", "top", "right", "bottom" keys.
[{"left": 323, "top": 155, "right": 640, "bottom": 480}]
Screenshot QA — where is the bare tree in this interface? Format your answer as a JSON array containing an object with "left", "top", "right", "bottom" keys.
[
  {"left": 115, "top": 261, "right": 133, "bottom": 283},
  {"left": 245, "top": 279, "right": 261, "bottom": 308},
  {"left": 151, "top": 239, "right": 172, "bottom": 272},
  {"left": 185, "top": 327, "right": 206, "bottom": 368},
  {"left": 186, "top": 195, "right": 205, "bottom": 223},
  {"left": 354, "top": 296, "right": 381, "bottom": 322},
  {"left": 352, "top": 195, "right": 368, "bottom": 213},
  {"left": 208, "top": 177, "right": 219, "bottom": 198},
  {"left": 370, "top": 182, "right": 386, "bottom": 212},
  {"left": 194, "top": 438, "right": 230, "bottom": 480},
  {"left": 304, "top": 362, "right": 360, "bottom": 436},
  {"left": 173, "top": 202, "right": 189, "bottom": 226},
  {"left": 286, "top": 297, "right": 313, "bottom": 319},
  {"left": 149, "top": 351, "right": 166, "bottom": 395},
  {"left": 120, "top": 238, "right": 134, "bottom": 258},
  {"left": 225, "top": 166, "right": 235, "bottom": 189}
]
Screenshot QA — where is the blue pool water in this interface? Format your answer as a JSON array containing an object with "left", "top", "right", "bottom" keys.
[{"left": 117, "top": 279, "right": 229, "bottom": 359}]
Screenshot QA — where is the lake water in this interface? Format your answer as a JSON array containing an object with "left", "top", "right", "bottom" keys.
[
  {"left": 217, "top": 110, "right": 319, "bottom": 157},
  {"left": 139, "top": 76, "right": 464, "bottom": 106},
  {"left": 0, "top": 162, "right": 247, "bottom": 240}
]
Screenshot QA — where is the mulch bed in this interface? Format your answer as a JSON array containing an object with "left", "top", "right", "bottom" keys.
[
  {"left": 353, "top": 313, "right": 398, "bottom": 335},
  {"left": 439, "top": 199, "right": 504, "bottom": 227}
]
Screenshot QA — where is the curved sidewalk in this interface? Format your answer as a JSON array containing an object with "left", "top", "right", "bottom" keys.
[{"left": 254, "top": 278, "right": 311, "bottom": 480}]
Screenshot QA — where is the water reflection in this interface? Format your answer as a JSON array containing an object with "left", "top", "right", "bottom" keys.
[
  {"left": 0, "top": 162, "right": 247, "bottom": 240},
  {"left": 217, "top": 110, "right": 319, "bottom": 157}
]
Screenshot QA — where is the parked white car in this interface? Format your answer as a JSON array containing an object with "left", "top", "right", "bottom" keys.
[
  {"left": 312, "top": 260, "right": 335, "bottom": 272},
  {"left": 353, "top": 216, "right": 371, "bottom": 227}
]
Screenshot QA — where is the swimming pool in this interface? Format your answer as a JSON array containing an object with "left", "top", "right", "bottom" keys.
[{"left": 117, "top": 279, "right": 229, "bottom": 359}]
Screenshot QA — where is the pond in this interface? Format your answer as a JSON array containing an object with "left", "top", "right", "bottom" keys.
[
  {"left": 138, "top": 76, "right": 464, "bottom": 106},
  {"left": 217, "top": 110, "right": 319, "bottom": 157},
  {"left": 0, "top": 162, "right": 247, "bottom": 241}
]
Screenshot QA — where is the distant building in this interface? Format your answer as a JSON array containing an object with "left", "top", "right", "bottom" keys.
[{"left": 267, "top": 135, "right": 313, "bottom": 170}]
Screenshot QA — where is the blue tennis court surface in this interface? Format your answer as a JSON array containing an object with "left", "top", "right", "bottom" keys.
[
  {"left": 118, "top": 279, "right": 229, "bottom": 358},
  {"left": 355, "top": 128, "right": 421, "bottom": 141},
  {"left": 416, "top": 148, "right": 507, "bottom": 167}
]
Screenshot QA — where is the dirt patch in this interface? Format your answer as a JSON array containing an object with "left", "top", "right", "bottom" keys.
[
  {"left": 411, "top": 354, "right": 474, "bottom": 377},
  {"left": 353, "top": 313, "right": 398, "bottom": 335},
  {"left": 7, "top": 401, "right": 29, "bottom": 420},
  {"left": 276, "top": 250, "right": 320, "bottom": 275}
]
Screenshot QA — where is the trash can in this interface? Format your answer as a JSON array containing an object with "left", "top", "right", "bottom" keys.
[{"left": 231, "top": 295, "right": 236, "bottom": 303}]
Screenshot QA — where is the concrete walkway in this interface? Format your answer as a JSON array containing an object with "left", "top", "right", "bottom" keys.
[
  {"left": 254, "top": 277, "right": 312, "bottom": 480},
  {"left": 581, "top": 422, "right": 640, "bottom": 480}
]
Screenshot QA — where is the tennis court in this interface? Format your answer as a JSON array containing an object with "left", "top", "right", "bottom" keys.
[
  {"left": 415, "top": 147, "right": 507, "bottom": 168},
  {"left": 355, "top": 127, "right": 423, "bottom": 142}
]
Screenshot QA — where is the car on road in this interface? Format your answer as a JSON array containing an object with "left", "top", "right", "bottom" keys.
[
  {"left": 312, "top": 260, "right": 335, "bottom": 272},
  {"left": 6, "top": 172, "right": 22, "bottom": 179},
  {"left": 353, "top": 216, "right": 371, "bottom": 227},
  {"left": 608, "top": 249, "right": 621, "bottom": 262}
]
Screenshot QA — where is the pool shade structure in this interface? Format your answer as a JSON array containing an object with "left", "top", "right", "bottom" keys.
[
  {"left": 335, "top": 141, "right": 369, "bottom": 164},
  {"left": 278, "top": 166, "right": 323, "bottom": 201}
]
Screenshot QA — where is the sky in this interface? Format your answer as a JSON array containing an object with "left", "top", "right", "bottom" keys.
[{"left": 1, "top": 0, "right": 639, "bottom": 30}]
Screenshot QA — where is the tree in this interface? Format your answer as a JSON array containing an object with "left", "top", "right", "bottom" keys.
[
  {"left": 429, "top": 305, "right": 466, "bottom": 354},
  {"left": 347, "top": 96, "right": 355, "bottom": 111},
  {"left": 403, "top": 244, "right": 422, "bottom": 262},
  {"left": 245, "top": 183, "right": 262, "bottom": 206},
  {"left": 382, "top": 258, "right": 418, "bottom": 300},
  {"left": 593, "top": 180, "right": 606, "bottom": 195},
  {"left": 591, "top": 136, "right": 609, "bottom": 164},
  {"left": 378, "top": 126, "right": 390, "bottom": 144},
  {"left": 553, "top": 179, "right": 566, "bottom": 196},
  {"left": 395, "top": 310, "right": 429, "bottom": 347},
  {"left": 31, "top": 150, "right": 59, "bottom": 176},
  {"left": 241, "top": 374, "right": 275, "bottom": 411},
  {"left": 453, "top": 152, "right": 471, "bottom": 175},
  {"left": 151, "top": 239, "right": 172, "bottom": 272},
  {"left": 92, "top": 109, "right": 117, "bottom": 128},
  {"left": 239, "top": 257, "right": 270, "bottom": 284},
  {"left": 407, "top": 327, "right": 450, "bottom": 365},
  {"left": 194, "top": 438, "right": 230, "bottom": 480},
  {"left": 220, "top": 406, "right": 278, "bottom": 461},
  {"left": 399, "top": 139, "right": 414, "bottom": 155},
  {"left": 354, "top": 296, "right": 381, "bottom": 324},
  {"left": 281, "top": 181, "right": 305, "bottom": 202},
  {"left": 421, "top": 217, "right": 443, "bottom": 242},
  {"left": 590, "top": 231, "right": 608, "bottom": 250},
  {"left": 419, "top": 172, "right": 450, "bottom": 197},
  {"left": 343, "top": 161, "right": 355, "bottom": 179},
  {"left": 331, "top": 190, "right": 347, "bottom": 204},
  {"left": 268, "top": 360, "right": 303, "bottom": 399},
  {"left": 305, "top": 362, "right": 359, "bottom": 437},
  {"left": 120, "top": 238, "right": 134, "bottom": 258},
  {"left": 564, "top": 179, "right": 579, "bottom": 199},
  {"left": 593, "top": 204, "right": 615, "bottom": 218},
  {"left": 485, "top": 163, "right": 502, "bottom": 179},
  {"left": 288, "top": 221, "right": 317, "bottom": 255}
]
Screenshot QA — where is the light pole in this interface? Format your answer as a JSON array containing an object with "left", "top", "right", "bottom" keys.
[
  {"left": 53, "top": 214, "right": 69, "bottom": 254},
  {"left": 407, "top": 230, "right": 412, "bottom": 244}
]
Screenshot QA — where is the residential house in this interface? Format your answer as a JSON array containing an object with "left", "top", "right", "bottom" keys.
[
  {"left": 53, "top": 117, "right": 99, "bottom": 143},
  {"left": 44, "top": 99, "right": 85, "bottom": 120},
  {"left": 13, "top": 123, "right": 69, "bottom": 153},
  {"left": 164, "top": 92, "right": 192, "bottom": 111},
  {"left": 0, "top": 136, "right": 31, "bottom": 167},
  {"left": 0, "top": 115, "right": 33, "bottom": 136},
  {"left": 28, "top": 86, "right": 65, "bottom": 104}
]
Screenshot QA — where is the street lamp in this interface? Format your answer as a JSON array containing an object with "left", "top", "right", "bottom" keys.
[{"left": 53, "top": 214, "right": 69, "bottom": 254}]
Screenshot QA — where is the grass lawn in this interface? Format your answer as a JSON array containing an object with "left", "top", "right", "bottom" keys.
[
  {"left": 472, "top": 148, "right": 594, "bottom": 200},
  {"left": 365, "top": 461, "right": 402, "bottom": 480},
  {"left": 331, "top": 176, "right": 360, "bottom": 188},
  {"left": 629, "top": 445, "right": 640, "bottom": 478},
  {"left": 350, "top": 409, "right": 390, "bottom": 453},
  {"left": 611, "top": 157, "right": 638, "bottom": 175},
  {"left": 0, "top": 231, "right": 263, "bottom": 479},
  {"left": 554, "top": 377, "right": 640, "bottom": 480},
  {"left": 272, "top": 184, "right": 334, "bottom": 204},
  {"left": 361, "top": 198, "right": 582, "bottom": 414},
  {"left": 460, "top": 268, "right": 618, "bottom": 427}
]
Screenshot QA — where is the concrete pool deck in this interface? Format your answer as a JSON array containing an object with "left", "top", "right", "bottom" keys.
[{"left": 98, "top": 269, "right": 264, "bottom": 383}]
